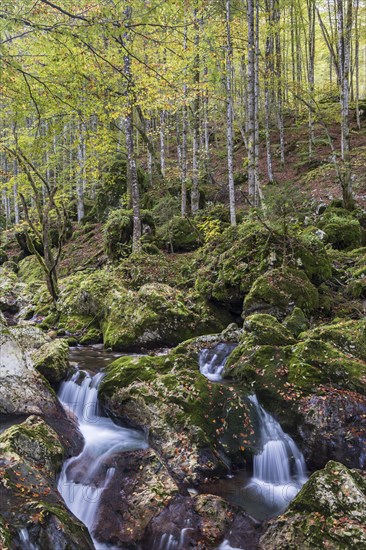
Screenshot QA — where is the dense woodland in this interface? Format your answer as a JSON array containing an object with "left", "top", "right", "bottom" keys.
[{"left": 1, "top": 1, "right": 366, "bottom": 550}]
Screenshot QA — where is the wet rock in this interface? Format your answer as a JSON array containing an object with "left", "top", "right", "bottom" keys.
[
  {"left": 92, "top": 448, "right": 178, "bottom": 547},
  {"left": 298, "top": 389, "right": 366, "bottom": 470},
  {"left": 144, "top": 493, "right": 261, "bottom": 550},
  {"left": 0, "top": 416, "right": 93, "bottom": 549},
  {"left": 259, "top": 461, "right": 366, "bottom": 549}
]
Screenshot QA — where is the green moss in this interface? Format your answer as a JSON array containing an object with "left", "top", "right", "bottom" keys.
[
  {"left": 158, "top": 216, "right": 202, "bottom": 252},
  {"left": 18, "top": 255, "right": 44, "bottom": 286},
  {"left": 242, "top": 314, "right": 296, "bottom": 347},
  {"left": 0, "top": 515, "right": 12, "bottom": 549},
  {"left": 195, "top": 218, "right": 331, "bottom": 309},
  {"left": 103, "top": 209, "right": 155, "bottom": 260},
  {"left": 243, "top": 268, "right": 319, "bottom": 319},
  {"left": 301, "top": 319, "right": 366, "bottom": 361},
  {"left": 33, "top": 339, "right": 69, "bottom": 385},
  {"left": 318, "top": 207, "right": 362, "bottom": 250},
  {"left": 260, "top": 461, "right": 366, "bottom": 549},
  {"left": 99, "top": 347, "right": 256, "bottom": 468},
  {"left": 283, "top": 307, "right": 309, "bottom": 337},
  {"left": 0, "top": 416, "right": 64, "bottom": 475}
]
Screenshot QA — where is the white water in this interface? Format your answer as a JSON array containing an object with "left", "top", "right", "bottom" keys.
[
  {"left": 243, "top": 394, "right": 307, "bottom": 516},
  {"left": 57, "top": 370, "right": 148, "bottom": 546},
  {"left": 199, "top": 343, "right": 237, "bottom": 381}
]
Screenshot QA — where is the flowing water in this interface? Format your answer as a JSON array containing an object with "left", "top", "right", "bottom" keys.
[
  {"left": 57, "top": 368, "right": 148, "bottom": 547},
  {"left": 241, "top": 395, "right": 307, "bottom": 519},
  {"left": 199, "top": 345, "right": 308, "bottom": 525},
  {"left": 199, "top": 343, "right": 237, "bottom": 381}
]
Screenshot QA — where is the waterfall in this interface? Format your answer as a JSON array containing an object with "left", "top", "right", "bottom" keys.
[
  {"left": 199, "top": 343, "right": 237, "bottom": 381},
  {"left": 243, "top": 395, "right": 307, "bottom": 517},
  {"left": 57, "top": 370, "right": 148, "bottom": 545}
]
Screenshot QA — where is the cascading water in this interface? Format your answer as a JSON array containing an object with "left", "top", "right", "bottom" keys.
[
  {"left": 57, "top": 369, "right": 148, "bottom": 547},
  {"left": 199, "top": 343, "right": 237, "bottom": 381},
  {"left": 198, "top": 344, "right": 308, "bottom": 526},
  {"left": 243, "top": 394, "right": 307, "bottom": 518}
]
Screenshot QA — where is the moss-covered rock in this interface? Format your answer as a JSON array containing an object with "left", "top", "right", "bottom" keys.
[
  {"left": 243, "top": 268, "right": 319, "bottom": 319},
  {"left": 0, "top": 416, "right": 93, "bottom": 549},
  {"left": 158, "top": 216, "right": 202, "bottom": 252},
  {"left": 17, "top": 254, "right": 44, "bottom": 286},
  {"left": 283, "top": 307, "right": 309, "bottom": 337},
  {"left": 32, "top": 339, "right": 70, "bottom": 385},
  {"left": 103, "top": 208, "right": 155, "bottom": 260},
  {"left": 58, "top": 268, "right": 232, "bottom": 349},
  {"left": 195, "top": 219, "right": 331, "bottom": 311},
  {"left": 317, "top": 207, "right": 362, "bottom": 250},
  {"left": 301, "top": 318, "right": 366, "bottom": 362},
  {"left": 99, "top": 343, "right": 256, "bottom": 484},
  {"left": 241, "top": 314, "right": 296, "bottom": 347},
  {"left": 260, "top": 461, "right": 366, "bottom": 549}
]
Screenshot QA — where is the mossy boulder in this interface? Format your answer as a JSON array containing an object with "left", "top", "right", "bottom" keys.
[
  {"left": 195, "top": 219, "right": 331, "bottom": 311},
  {"left": 0, "top": 415, "right": 64, "bottom": 475},
  {"left": 158, "top": 216, "right": 202, "bottom": 252},
  {"left": 101, "top": 283, "right": 231, "bottom": 350},
  {"left": 260, "top": 461, "right": 366, "bottom": 549},
  {"left": 241, "top": 314, "right": 296, "bottom": 347},
  {"left": 301, "top": 318, "right": 366, "bottom": 362},
  {"left": 0, "top": 324, "right": 61, "bottom": 417},
  {"left": 32, "top": 339, "right": 70, "bottom": 385},
  {"left": 317, "top": 207, "right": 362, "bottom": 250},
  {"left": 103, "top": 208, "right": 155, "bottom": 260},
  {"left": 243, "top": 268, "right": 319, "bottom": 319},
  {"left": 17, "top": 254, "right": 44, "bottom": 286},
  {"left": 0, "top": 416, "right": 93, "bottom": 549},
  {"left": 283, "top": 307, "right": 309, "bottom": 337},
  {"left": 99, "top": 345, "right": 256, "bottom": 484}
]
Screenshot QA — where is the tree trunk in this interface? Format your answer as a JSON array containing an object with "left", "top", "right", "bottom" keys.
[
  {"left": 191, "top": 8, "right": 200, "bottom": 215},
  {"left": 225, "top": 0, "right": 236, "bottom": 226}
]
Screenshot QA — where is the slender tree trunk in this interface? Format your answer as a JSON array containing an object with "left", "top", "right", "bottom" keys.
[
  {"left": 337, "top": 0, "right": 354, "bottom": 209},
  {"left": 123, "top": 5, "right": 141, "bottom": 251},
  {"left": 225, "top": 0, "right": 236, "bottom": 226},
  {"left": 247, "top": 0, "right": 258, "bottom": 203},
  {"left": 76, "top": 119, "right": 86, "bottom": 222},
  {"left": 307, "top": 0, "right": 316, "bottom": 158},
  {"left": 13, "top": 159, "right": 19, "bottom": 224},
  {"left": 265, "top": 0, "right": 274, "bottom": 183},
  {"left": 181, "top": 23, "right": 188, "bottom": 217},
  {"left": 191, "top": 8, "right": 200, "bottom": 215},
  {"left": 160, "top": 110, "right": 165, "bottom": 177}
]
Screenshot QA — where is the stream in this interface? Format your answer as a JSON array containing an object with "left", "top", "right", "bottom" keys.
[
  {"left": 199, "top": 343, "right": 308, "bottom": 546},
  {"left": 57, "top": 348, "right": 148, "bottom": 549},
  {"left": 54, "top": 343, "right": 307, "bottom": 549}
]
